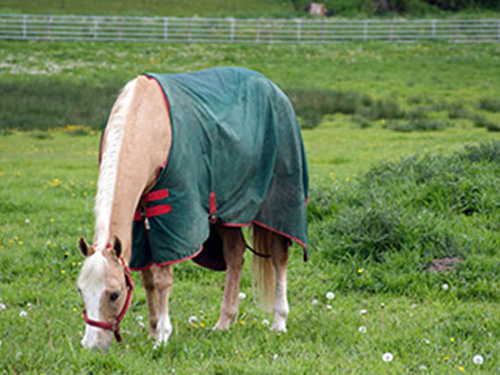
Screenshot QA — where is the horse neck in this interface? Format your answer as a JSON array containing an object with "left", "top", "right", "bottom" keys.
[{"left": 94, "top": 76, "right": 172, "bottom": 259}]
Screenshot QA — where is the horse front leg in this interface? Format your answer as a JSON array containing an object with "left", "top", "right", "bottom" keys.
[
  {"left": 152, "top": 264, "right": 174, "bottom": 346},
  {"left": 140, "top": 267, "right": 159, "bottom": 339},
  {"left": 213, "top": 227, "right": 245, "bottom": 330}
]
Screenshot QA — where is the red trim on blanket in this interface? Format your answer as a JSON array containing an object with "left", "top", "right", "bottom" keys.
[
  {"left": 134, "top": 204, "right": 172, "bottom": 221},
  {"left": 209, "top": 192, "right": 217, "bottom": 215},
  {"left": 129, "top": 246, "right": 204, "bottom": 272},
  {"left": 143, "top": 189, "right": 169, "bottom": 202}
]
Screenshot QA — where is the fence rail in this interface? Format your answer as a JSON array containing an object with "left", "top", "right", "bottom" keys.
[{"left": 1, "top": 14, "right": 499, "bottom": 43}]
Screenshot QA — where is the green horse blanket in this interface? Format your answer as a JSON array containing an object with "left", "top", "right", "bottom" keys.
[{"left": 128, "top": 67, "right": 309, "bottom": 271}]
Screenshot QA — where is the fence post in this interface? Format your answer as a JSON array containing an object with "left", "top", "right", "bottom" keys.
[
  {"left": 46, "top": 15, "right": 52, "bottom": 40},
  {"left": 256, "top": 19, "right": 260, "bottom": 43},
  {"left": 23, "top": 15, "right": 28, "bottom": 39},
  {"left": 363, "top": 20, "right": 368, "bottom": 41},
  {"left": 230, "top": 17, "right": 235, "bottom": 42},
  {"left": 93, "top": 16, "right": 98, "bottom": 39},
  {"left": 321, "top": 18, "right": 326, "bottom": 43},
  {"left": 296, "top": 18, "right": 302, "bottom": 42},
  {"left": 431, "top": 19, "right": 436, "bottom": 38},
  {"left": 164, "top": 17, "right": 168, "bottom": 40}
]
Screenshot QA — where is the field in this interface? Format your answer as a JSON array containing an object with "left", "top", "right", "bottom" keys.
[{"left": 2, "top": 40, "right": 500, "bottom": 374}]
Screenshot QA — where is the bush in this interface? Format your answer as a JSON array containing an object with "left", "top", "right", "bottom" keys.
[
  {"left": 385, "top": 119, "right": 449, "bottom": 132},
  {"left": 287, "top": 89, "right": 369, "bottom": 128},
  {"left": 365, "top": 98, "right": 404, "bottom": 120},
  {"left": 311, "top": 142, "right": 500, "bottom": 263},
  {"left": 478, "top": 97, "right": 500, "bottom": 113}
]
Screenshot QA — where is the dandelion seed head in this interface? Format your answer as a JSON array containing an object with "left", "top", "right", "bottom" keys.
[
  {"left": 360, "top": 309, "right": 367, "bottom": 315},
  {"left": 311, "top": 298, "right": 318, "bottom": 306},
  {"left": 136, "top": 315, "right": 144, "bottom": 321},
  {"left": 20, "top": 310, "right": 27, "bottom": 318},
  {"left": 358, "top": 326, "right": 367, "bottom": 333},
  {"left": 326, "top": 304, "right": 332, "bottom": 309},
  {"left": 382, "top": 352, "right": 393, "bottom": 362},
  {"left": 442, "top": 283, "right": 449, "bottom": 291},
  {"left": 262, "top": 319, "right": 270, "bottom": 326},
  {"left": 25, "top": 219, "right": 30, "bottom": 224},
  {"left": 473, "top": 354, "right": 484, "bottom": 365},
  {"left": 238, "top": 292, "right": 246, "bottom": 300},
  {"left": 188, "top": 315, "right": 197, "bottom": 324},
  {"left": 326, "top": 292, "right": 335, "bottom": 300},
  {"left": 138, "top": 321, "right": 145, "bottom": 328},
  {"left": 0, "top": 303, "right": 6, "bottom": 311}
]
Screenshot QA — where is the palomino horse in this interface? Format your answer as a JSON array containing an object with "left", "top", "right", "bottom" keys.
[{"left": 77, "top": 68, "right": 309, "bottom": 351}]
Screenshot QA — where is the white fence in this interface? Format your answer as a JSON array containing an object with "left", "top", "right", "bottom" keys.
[{"left": 1, "top": 14, "right": 499, "bottom": 43}]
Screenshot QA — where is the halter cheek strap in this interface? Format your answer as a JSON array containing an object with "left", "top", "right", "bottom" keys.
[{"left": 82, "top": 256, "right": 134, "bottom": 343}]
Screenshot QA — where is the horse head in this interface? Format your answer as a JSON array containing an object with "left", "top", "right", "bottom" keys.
[{"left": 76, "top": 237, "right": 133, "bottom": 351}]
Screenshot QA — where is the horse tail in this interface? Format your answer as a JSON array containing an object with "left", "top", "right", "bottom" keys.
[{"left": 251, "top": 224, "right": 275, "bottom": 312}]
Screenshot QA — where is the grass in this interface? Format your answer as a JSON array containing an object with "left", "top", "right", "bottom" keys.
[
  {"left": 2, "top": 40, "right": 500, "bottom": 373},
  {"left": 2, "top": 41, "right": 500, "bottom": 131}
]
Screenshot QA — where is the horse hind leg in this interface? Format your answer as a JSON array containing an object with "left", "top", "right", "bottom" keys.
[
  {"left": 213, "top": 226, "right": 245, "bottom": 330},
  {"left": 252, "top": 225, "right": 289, "bottom": 332},
  {"left": 270, "top": 233, "right": 289, "bottom": 332},
  {"left": 151, "top": 264, "right": 174, "bottom": 346}
]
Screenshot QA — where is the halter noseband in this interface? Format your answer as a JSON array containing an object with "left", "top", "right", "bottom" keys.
[{"left": 82, "top": 255, "right": 134, "bottom": 343}]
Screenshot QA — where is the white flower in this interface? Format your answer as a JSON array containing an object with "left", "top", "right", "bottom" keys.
[
  {"left": 358, "top": 326, "right": 367, "bottom": 334},
  {"left": 238, "top": 292, "right": 246, "bottom": 300},
  {"left": 326, "top": 292, "right": 335, "bottom": 300},
  {"left": 311, "top": 298, "right": 318, "bottom": 306},
  {"left": 188, "top": 315, "right": 197, "bottom": 324},
  {"left": 442, "top": 283, "right": 449, "bottom": 291},
  {"left": 411, "top": 304, "right": 418, "bottom": 309},
  {"left": 473, "top": 354, "right": 484, "bottom": 365},
  {"left": 382, "top": 352, "right": 394, "bottom": 362},
  {"left": 25, "top": 219, "right": 30, "bottom": 224},
  {"left": 423, "top": 338, "right": 430, "bottom": 344},
  {"left": 26, "top": 303, "right": 32, "bottom": 308},
  {"left": 273, "top": 354, "right": 278, "bottom": 361},
  {"left": 0, "top": 339, "right": 2, "bottom": 347},
  {"left": 0, "top": 303, "right": 6, "bottom": 311},
  {"left": 136, "top": 315, "right": 144, "bottom": 321},
  {"left": 326, "top": 304, "right": 332, "bottom": 309},
  {"left": 20, "top": 310, "right": 27, "bottom": 318},
  {"left": 360, "top": 309, "right": 367, "bottom": 315},
  {"left": 138, "top": 321, "right": 145, "bottom": 328},
  {"left": 419, "top": 365, "right": 428, "bottom": 370},
  {"left": 262, "top": 319, "right": 270, "bottom": 326}
]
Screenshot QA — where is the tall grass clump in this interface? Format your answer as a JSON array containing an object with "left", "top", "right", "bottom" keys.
[
  {"left": 310, "top": 142, "right": 500, "bottom": 266},
  {"left": 286, "top": 89, "right": 370, "bottom": 128},
  {"left": 478, "top": 97, "right": 500, "bottom": 113},
  {"left": 0, "top": 77, "right": 122, "bottom": 130}
]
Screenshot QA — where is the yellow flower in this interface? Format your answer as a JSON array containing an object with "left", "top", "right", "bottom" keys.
[
  {"left": 49, "top": 218, "right": 55, "bottom": 223},
  {"left": 458, "top": 366, "right": 465, "bottom": 372},
  {"left": 65, "top": 251, "right": 70, "bottom": 257},
  {"left": 72, "top": 262, "right": 76, "bottom": 267},
  {"left": 19, "top": 241, "right": 23, "bottom": 245},
  {"left": 61, "top": 270, "right": 66, "bottom": 274},
  {"left": 450, "top": 337, "right": 455, "bottom": 343},
  {"left": 444, "top": 356, "right": 450, "bottom": 362},
  {"left": 46, "top": 240, "right": 51, "bottom": 245},
  {"left": 73, "top": 307, "right": 77, "bottom": 312},
  {"left": 239, "top": 320, "right": 245, "bottom": 325},
  {"left": 200, "top": 322, "right": 205, "bottom": 328},
  {"left": 357, "top": 268, "right": 364, "bottom": 274}
]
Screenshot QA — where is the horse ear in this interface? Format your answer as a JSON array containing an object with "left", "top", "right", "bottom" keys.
[
  {"left": 78, "top": 237, "right": 94, "bottom": 257},
  {"left": 112, "top": 236, "right": 122, "bottom": 259}
]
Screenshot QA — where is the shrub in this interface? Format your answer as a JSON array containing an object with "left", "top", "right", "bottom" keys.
[
  {"left": 479, "top": 97, "right": 500, "bottom": 113},
  {"left": 311, "top": 142, "right": 500, "bottom": 263},
  {"left": 365, "top": 98, "right": 404, "bottom": 120},
  {"left": 385, "top": 119, "right": 449, "bottom": 132}
]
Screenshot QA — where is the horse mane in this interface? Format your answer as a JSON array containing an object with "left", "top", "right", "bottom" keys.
[{"left": 94, "top": 78, "right": 138, "bottom": 252}]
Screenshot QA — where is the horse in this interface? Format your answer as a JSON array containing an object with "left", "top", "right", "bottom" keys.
[{"left": 76, "top": 67, "right": 309, "bottom": 351}]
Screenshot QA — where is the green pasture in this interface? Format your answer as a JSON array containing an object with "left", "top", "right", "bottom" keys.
[{"left": 2, "top": 40, "right": 500, "bottom": 374}]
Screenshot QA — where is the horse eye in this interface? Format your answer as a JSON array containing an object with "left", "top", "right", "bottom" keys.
[{"left": 110, "top": 292, "right": 120, "bottom": 301}]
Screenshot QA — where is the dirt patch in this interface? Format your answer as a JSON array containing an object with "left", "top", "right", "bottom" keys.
[{"left": 426, "top": 258, "right": 463, "bottom": 273}]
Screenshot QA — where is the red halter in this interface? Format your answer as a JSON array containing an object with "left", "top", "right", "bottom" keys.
[{"left": 82, "top": 256, "right": 134, "bottom": 342}]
